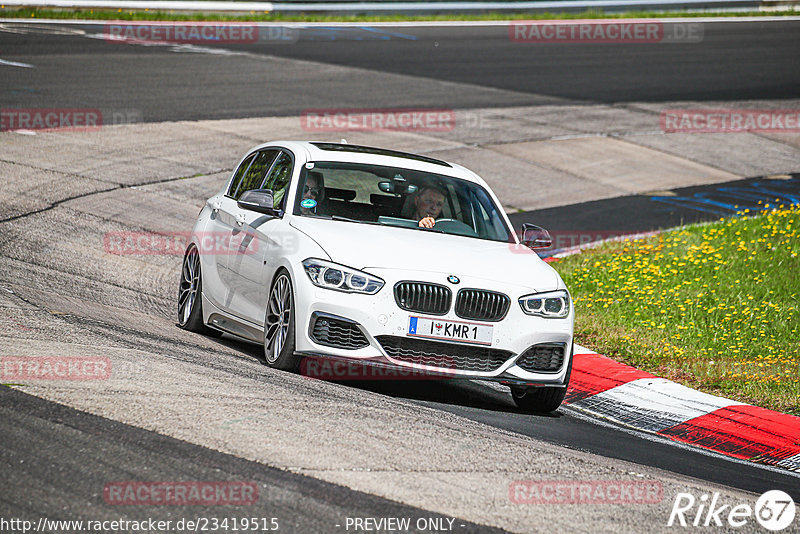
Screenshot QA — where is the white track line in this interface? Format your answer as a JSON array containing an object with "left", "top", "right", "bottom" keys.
[{"left": 0, "top": 58, "right": 34, "bottom": 67}]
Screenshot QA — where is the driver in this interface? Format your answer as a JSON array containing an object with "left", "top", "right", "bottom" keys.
[
  {"left": 300, "top": 171, "right": 324, "bottom": 215},
  {"left": 413, "top": 185, "right": 446, "bottom": 228}
]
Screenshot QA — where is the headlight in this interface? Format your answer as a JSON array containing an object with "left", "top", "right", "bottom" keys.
[
  {"left": 519, "top": 290, "right": 570, "bottom": 318},
  {"left": 302, "top": 258, "right": 384, "bottom": 294}
]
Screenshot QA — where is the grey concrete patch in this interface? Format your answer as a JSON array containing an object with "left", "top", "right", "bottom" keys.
[
  {"left": 622, "top": 132, "right": 800, "bottom": 178},
  {"left": 437, "top": 107, "right": 577, "bottom": 146},
  {"left": 487, "top": 137, "right": 740, "bottom": 195},
  {"left": 630, "top": 99, "right": 800, "bottom": 115},
  {"left": 195, "top": 115, "right": 466, "bottom": 155},
  {"left": 3, "top": 103, "right": 799, "bottom": 221},
  {"left": 0, "top": 160, "right": 111, "bottom": 220},
  {"left": 487, "top": 104, "right": 663, "bottom": 138},
  {"left": 0, "top": 123, "right": 244, "bottom": 186},
  {"left": 0, "top": 208, "right": 178, "bottom": 320},
  {"left": 136, "top": 170, "right": 230, "bottom": 207},
  {"left": 62, "top": 178, "right": 211, "bottom": 231},
  {"left": 758, "top": 132, "right": 800, "bottom": 151}
]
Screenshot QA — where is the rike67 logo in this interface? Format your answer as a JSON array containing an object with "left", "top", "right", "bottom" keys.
[{"left": 668, "top": 490, "right": 796, "bottom": 531}]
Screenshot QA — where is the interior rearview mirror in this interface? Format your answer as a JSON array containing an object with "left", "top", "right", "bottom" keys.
[{"left": 378, "top": 181, "right": 419, "bottom": 195}]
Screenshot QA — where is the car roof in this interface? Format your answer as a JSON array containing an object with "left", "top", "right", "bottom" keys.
[{"left": 252, "top": 141, "right": 483, "bottom": 184}]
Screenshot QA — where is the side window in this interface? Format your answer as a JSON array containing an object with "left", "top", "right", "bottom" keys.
[
  {"left": 227, "top": 152, "right": 256, "bottom": 198},
  {"left": 233, "top": 150, "right": 278, "bottom": 200},
  {"left": 263, "top": 151, "right": 294, "bottom": 209},
  {"left": 470, "top": 189, "right": 508, "bottom": 241}
]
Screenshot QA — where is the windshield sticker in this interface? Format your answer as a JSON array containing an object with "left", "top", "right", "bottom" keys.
[{"left": 301, "top": 198, "right": 317, "bottom": 209}]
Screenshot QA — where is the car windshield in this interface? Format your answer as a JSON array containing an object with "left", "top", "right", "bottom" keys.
[{"left": 293, "top": 161, "right": 513, "bottom": 243}]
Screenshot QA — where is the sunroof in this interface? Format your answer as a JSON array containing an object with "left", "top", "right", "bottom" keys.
[{"left": 311, "top": 143, "right": 451, "bottom": 168}]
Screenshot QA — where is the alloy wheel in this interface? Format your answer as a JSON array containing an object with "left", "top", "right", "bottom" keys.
[
  {"left": 265, "top": 274, "right": 292, "bottom": 363},
  {"left": 178, "top": 247, "right": 200, "bottom": 325}
]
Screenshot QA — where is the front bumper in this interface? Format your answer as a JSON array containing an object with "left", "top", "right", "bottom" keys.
[{"left": 292, "top": 265, "right": 574, "bottom": 386}]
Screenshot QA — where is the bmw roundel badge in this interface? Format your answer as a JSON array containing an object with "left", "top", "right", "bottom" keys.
[{"left": 447, "top": 275, "right": 460, "bottom": 284}]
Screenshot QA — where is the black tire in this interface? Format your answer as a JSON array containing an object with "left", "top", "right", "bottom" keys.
[
  {"left": 263, "top": 270, "right": 300, "bottom": 371},
  {"left": 177, "top": 245, "right": 222, "bottom": 337},
  {"left": 511, "top": 344, "right": 574, "bottom": 413}
]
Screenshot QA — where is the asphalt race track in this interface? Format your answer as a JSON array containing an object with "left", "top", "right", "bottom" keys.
[
  {"left": 0, "top": 386, "right": 500, "bottom": 533},
  {"left": 0, "top": 20, "right": 798, "bottom": 121},
  {"left": 1, "top": 18, "right": 800, "bottom": 533}
]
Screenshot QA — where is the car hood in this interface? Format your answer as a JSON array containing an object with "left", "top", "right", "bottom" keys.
[{"left": 290, "top": 217, "right": 561, "bottom": 292}]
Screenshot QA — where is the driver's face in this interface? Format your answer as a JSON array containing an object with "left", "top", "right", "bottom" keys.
[
  {"left": 303, "top": 176, "right": 320, "bottom": 200},
  {"left": 415, "top": 189, "right": 445, "bottom": 219}
]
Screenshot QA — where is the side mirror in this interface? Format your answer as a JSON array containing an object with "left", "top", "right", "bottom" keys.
[
  {"left": 237, "top": 189, "right": 282, "bottom": 217},
  {"left": 521, "top": 223, "right": 553, "bottom": 250}
]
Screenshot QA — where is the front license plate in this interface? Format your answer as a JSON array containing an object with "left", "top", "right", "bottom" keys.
[{"left": 407, "top": 316, "right": 493, "bottom": 346}]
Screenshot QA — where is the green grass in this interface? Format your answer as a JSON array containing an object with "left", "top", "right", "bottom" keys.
[
  {"left": 553, "top": 203, "right": 800, "bottom": 415},
  {"left": 1, "top": 7, "right": 798, "bottom": 22}
]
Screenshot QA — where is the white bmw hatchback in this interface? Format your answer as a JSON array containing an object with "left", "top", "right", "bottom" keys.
[{"left": 179, "top": 141, "right": 574, "bottom": 412}]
